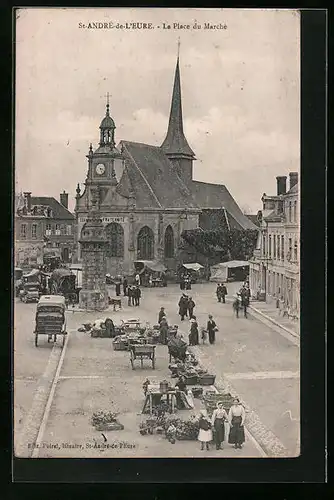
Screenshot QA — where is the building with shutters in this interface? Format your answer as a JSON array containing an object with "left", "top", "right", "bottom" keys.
[
  {"left": 249, "top": 172, "right": 299, "bottom": 317},
  {"left": 74, "top": 53, "right": 257, "bottom": 276},
  {"left": 15, "top": 191, "right": 75, "bottom": 267}
]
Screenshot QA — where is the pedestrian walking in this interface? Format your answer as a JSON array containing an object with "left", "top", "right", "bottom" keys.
[
  {"left": 135, "top": 273, "right": 141, "bottom": 287},
  {"left": 216, "top": 284, "right": 223, "bottom": 302},
  {"left": 240, "top": 286, "right": 250, "bottom": 318},
  {"left": 178, "top": 294, "right": 188, "bottom": 321},
  {"left": 198, "top": 410, "right": 213, "bottom": 451},
  {"left": 211, "top": 402, "right": 228, "bottom": 450},
  {"left": 159, "top": 315, "right": 169, "bottom": 345},
  {"left": 180, "top": 274, "right": 185, "bottom": 291},
  {"left": 233, "top": 294, "right": 241, "bottom": 318},
  {"left": 221, "top": 283, "right": 228, "bottom": 304},
  {"left": 207, "top": 314, "right": 218, "bottom": 345},
  {"left": 148, "top": 274, "right": 153, "bottom": 287},
  {"left": 127, "top": 286, "right": 133, "bottom": 306},
  {"left": 115, "top": 280, "right": 121, "bottom": 297},
  {"left": 187, "top": 296, "right": 195, "bottom": 319},
  {"left": 161, "top": 271, "right": 167, "bottom": 287},
  {"left": 134, "top": 286, "right": 141, "bottom": 306},
  {"left": 158, "top": 307, "right": 165, "bottom": 324},
  {"left": 228, "top": 398, "right": 246, "bottom": 449},
  {"left": 188, "top": 317, "right": 199, "bottom": 346},
  {"left": 122, "top": 277, "right": 128, "bottom": 296}
]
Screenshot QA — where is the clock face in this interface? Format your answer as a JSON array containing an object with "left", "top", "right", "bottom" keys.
[{"left": 95, "top": 163, "right": 105, "bottom": 175}]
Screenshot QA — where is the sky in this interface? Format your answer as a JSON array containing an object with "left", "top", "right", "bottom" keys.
[{"left": 15, "top": 8, "right": 300, "bottom": 213}]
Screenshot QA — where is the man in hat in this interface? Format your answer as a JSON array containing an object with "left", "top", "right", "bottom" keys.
[
  {"left": 127, "top": 286, "right": 133, "bottom": 306},
  {"left": 158, "top": 307, "right": 166, "bottom": 324},
  {"left": 187, "top": 297, "right": 195, "bottom": 319},
  {"left": 221, "top": 282, "right": 228, "bottom": 304},
  {"left": 122, "top": 276, "right": 128, "bottom": 296},
  {"left": 134, "top": 285, "right": 141, "bottom": 306},
  {"left": 178, "top": 294, "right": 188, "bottom": 321}
]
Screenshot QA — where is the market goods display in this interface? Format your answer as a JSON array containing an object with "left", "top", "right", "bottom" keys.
[
  {"left": 163, "top": 415, "right": 200, "bottom": 440},
  {"left": 91, "top": 410, "right": 124, "bottom": 431}
]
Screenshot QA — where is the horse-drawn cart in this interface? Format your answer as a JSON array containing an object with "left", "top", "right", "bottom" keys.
[{"left": 129, "top": 344, "right": 156, "bottom": 370}]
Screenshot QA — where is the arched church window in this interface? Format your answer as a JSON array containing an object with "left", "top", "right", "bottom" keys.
[
  {"left": 106, "top": 223, "right": 124, "bottom": 258},
  {"left": 137, "top": 226, "right": 154, "bottom": 260},
  {"left": 164, "top": 225, "right": 174, "bottom": 258}
]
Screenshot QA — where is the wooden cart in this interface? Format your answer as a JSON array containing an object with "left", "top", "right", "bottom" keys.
[{"left": 129, "top": 344, "right": 156, "bottom": 370}]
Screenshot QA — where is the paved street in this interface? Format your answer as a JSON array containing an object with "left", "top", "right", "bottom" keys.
[{"left": 14, "top": 281, "right": 299, "bottom": 458}]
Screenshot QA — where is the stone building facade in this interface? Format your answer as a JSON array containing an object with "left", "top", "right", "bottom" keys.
[
  {"left": 15, "top": 191, "right": 75, "bottom": 267},
  {"left": 74, "top": 54, "right": 256, "bottom": 276},
  {"left": 249, "top": 172, "right": 299, "bottom": 316}
]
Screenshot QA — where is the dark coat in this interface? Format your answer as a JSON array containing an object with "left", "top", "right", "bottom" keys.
[
  {"left": 178, "top": 297, "right": 188, "bottom": 315},
  {"left": 221, "top": 285, "right": 228, "bottom": 296},
  {"left": 133, "top": 287, "right": 141, "bottom": 299},
  {"left": 207, "top": 319, "right": 217, "bottom": 333},
  {"left": 187, "top": 299, "right": 195, "bottom": 312},
  {"left": 158, "top": 310, "right": 165, "bottom": 323}
]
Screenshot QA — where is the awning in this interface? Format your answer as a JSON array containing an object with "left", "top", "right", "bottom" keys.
[
  {"left": 182, "top": 263, "right": 204, "bottom": 272},
  {"left": 134, "top": 260, "right": 167, "bottom": 273},
  {"left": 212, "top": 260, "right": 249, "bottom": 270}
]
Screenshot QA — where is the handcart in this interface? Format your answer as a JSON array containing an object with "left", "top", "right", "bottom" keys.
[{"left": 129, "top": 344, "right": 156, "bottom": 370}]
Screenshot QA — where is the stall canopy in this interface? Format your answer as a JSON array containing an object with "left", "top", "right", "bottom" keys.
[
  {"left": 210, "top": 260, "right": 249, "bottom": 282},
  {"left": 134, "top": 260, "right": 167, "bottom": 274},
  {"left": 182, "top": 263, "right": 204, "bottom": 272}
]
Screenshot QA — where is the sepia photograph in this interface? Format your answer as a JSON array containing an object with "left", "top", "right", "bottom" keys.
[{"left": 14, "top": 8, "right": 300, "bottom": 460}]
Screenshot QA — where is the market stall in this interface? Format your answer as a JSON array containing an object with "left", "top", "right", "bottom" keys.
[
  {"left": 180, "top": 262, "right": 205, "bottom": 284},
  {"left": 134, "top": 260, "right": 167, "bottom": 287},
  {"left": 210, "top": 260, "right": 249, "bottom": 283}
]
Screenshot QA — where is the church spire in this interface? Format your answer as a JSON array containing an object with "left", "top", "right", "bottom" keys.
[{"left": 161, "top": 41, "right": 195, "bottom": 158}]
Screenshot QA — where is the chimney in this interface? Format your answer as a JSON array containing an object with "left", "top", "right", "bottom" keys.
[
  {"left": 60, "top": 190, "right": 68, "bottom": 209},
  {"left": 23, "top": 192, "right": 32, "bottom": 212},
  {"left": 276, "top": 176, "right": 287, "bottom": 196},
  {"left": 289, "top": 172, "right": 298, "bottom": 190}
]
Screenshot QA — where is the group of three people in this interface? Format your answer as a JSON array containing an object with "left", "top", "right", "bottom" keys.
[{"left": 198, "top": 398, "right": 246, "bottom": 451}]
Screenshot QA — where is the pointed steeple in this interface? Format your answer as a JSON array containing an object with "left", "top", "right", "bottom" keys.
[{"left": 161, "top": 44, "right": 195, "bottom": 158}]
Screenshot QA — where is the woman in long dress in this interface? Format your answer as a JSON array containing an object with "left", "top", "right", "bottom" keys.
[
  {"left": 188, "top": 317, "right": 199, "bottom": 346},
  {"left": 211, "top": 402, "right": 228, "bottom": 450},
  {"left": 159, "top": 316, "right": 169, "bottom": 345},
  {"left": 198, "top": 410, "right": 213, "bottom": 451},
  {"left": 228, "top": 398, "right": 246, "bottom": 449},
  {"left": 207, "top": 315, "right": 217, "bottom": 345}
]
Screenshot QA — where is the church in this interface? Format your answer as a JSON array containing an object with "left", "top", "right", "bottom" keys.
[{"left": 74, "top": 53, "right": 257, "bottom": 276}]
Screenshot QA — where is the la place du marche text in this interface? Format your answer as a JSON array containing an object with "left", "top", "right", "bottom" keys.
[{"left": 78, "top": 21, "right": 228, "bottom": 30}]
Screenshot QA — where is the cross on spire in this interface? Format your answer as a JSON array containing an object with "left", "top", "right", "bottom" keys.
[{"left": 105, "top": 92, "right": 110, "bottom": 115}]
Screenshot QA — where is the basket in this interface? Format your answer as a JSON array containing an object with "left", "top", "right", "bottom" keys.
[
  {"left": 113, "top": 342, "right": 128, "bottom": 351},
  {"left": 184, "top": 375, "right": 199, "bottom": 385},
  {"left": 199, "top": 374, "right": 216, "bottom": 386},
  {"left": 191, "top": 387, "right": 203, "bottom": 398}
]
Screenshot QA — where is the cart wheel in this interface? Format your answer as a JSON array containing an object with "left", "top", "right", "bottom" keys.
[{"left": 35, "top": 333, "right": 38, "bottom": 347}]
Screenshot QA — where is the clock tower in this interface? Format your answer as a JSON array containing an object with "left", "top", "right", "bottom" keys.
[{"left": 85, "top": 95, "right": 124, "bottom": 197}]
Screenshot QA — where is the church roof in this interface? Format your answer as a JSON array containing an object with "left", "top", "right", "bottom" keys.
[
  {"left": 191, "top": 181, "right": 258, "bottom": 230},
  {"left": 120, "top": 141, "right": 199, "bottom": 210},
  {"left": 161, "top": 57, "right": 195, "bottom": 158}
]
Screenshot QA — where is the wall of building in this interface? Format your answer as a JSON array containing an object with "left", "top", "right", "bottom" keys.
[
  {"left": 249, "top": 182, "right": 299, "bottom": 315},
  {"left": 15, "top": 215, "right": 76, "bottom": 266}
]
